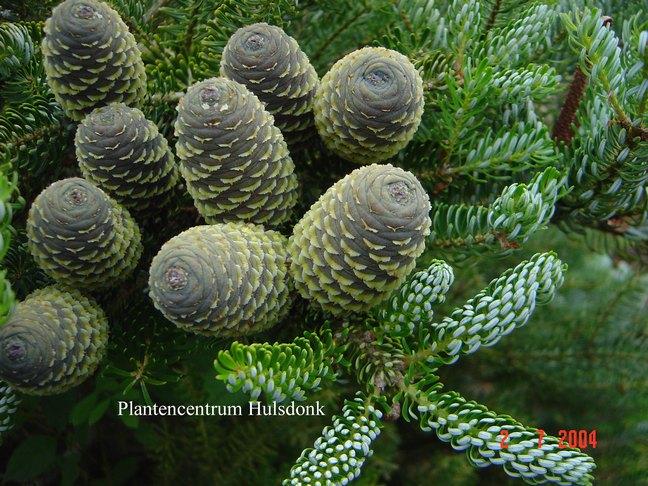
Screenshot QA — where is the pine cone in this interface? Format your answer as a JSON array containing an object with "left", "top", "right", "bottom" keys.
[
  {"left": 41, "top": 0, "right": 146, "bottom": 121},
  {"left": 175, "top": 78, "right": 298, "bottom": 226},
  {"left": 0, "top": 286, "right": 108, "bottom": 395},
  {"left": 76, "top": 103, "right": 179, "bottom": 213},
  {"left": 221, "top": 23, "right": 319, "bottom": 144},
  {"left": 149, "top": 223, "right": 290, "bottom": 337},
  {"left": 314, "top": 47, "right": 424, "bottom": 164},
  {"left": 27, "top": 177, "right": 142, "bottom": 289},
  {"left": 289, "top": 164, "right": 431, "bottom": 314}
]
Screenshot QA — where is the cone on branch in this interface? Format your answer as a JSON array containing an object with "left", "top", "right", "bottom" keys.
[
  {"left": 148, "top": 223, "right": 290, "bottom": 337},
  {"left": 27, "top": 177, "right": 142, "bottom": 289},
  {"left": 175, "top": 77, "right": 298, "bottom": 227},
  {"left": 314, "top": 47, "right": 424, "bottom": 164},
  {"left": 289, "top": 163, "right": 431, "bottom": 314},
  {"left": 0, "top": 286, "right": 108, "bottom": 395},
  {"left": 76, "top": 103, "right": 179, "bottom": 213},
  {"left": 41, "top": 0, "right": 147, "bottom": 121},
  {"left": 221, "top": 22, "right": 319, "bottom": 144}
]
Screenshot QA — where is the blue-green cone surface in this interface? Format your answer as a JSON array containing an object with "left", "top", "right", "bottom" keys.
[
  {"left": 175, "top": 77, "right": 298, "bottom": 226},
  {"left": 314, "top": 47, "right": 424, "bottom": 164},
  {"left": 76, "top": 103, "right": 179, "bottom": 213},
  {"left": 41, "top": 0, "right": 147, "bottom": 121},
  {"left": 289, "top": 163, "right": 431, "bottom": 314},
  {"left": 149, "top": 223, "right": 290, "bottom": 337},
  {"left": 0, "top": 286, "right": 108, "bottom": 395},
  {"left": 221, "top": 23, "right": 319, "bottom": 143},
  {"left": 27, "top": 177, "right": 142, "bottom": 289}
]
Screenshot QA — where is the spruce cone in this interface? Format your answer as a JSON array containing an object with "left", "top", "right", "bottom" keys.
[
  {"left": 27, "top": 177, "right": 142, "bottom": 289},
  {"left": 221, "top": 23, "right": 319, "bottom": 143},
  {"left": 149, "top": 223, "right": 290, "bottom": 337},
  {"left": 0, "top": 286, "right": 108, "bottom": 395},
  {"left": 76, "top": 103, "right": 179, "bottom": 213},
  {"left": 289, "top": 164, "right": 431, "bottom": 314},
  {"left": 175, "top": 78, "right": 298, "bottom": 226},
  {"left": 41, "top": 0, "right": 146, "bottom": 121},
  {"left": 314, "top": 47, "right": 424, "bottom": 164}
]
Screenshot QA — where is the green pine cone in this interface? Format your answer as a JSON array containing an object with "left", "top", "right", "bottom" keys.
[
  {"left": 289, "top": 163, "right": 431, "bottom": 314},
  {"left": 27, "top": 177, "right": 142, "bottom": 289},
  {"left": 41, "top": 0, "right": 147, "bottom": 121},
  {"left": 314, "top": 46, "right": 424, "bottom": 164},
  {"left": 76, "top": 103, "right": 179, "bottom": 213},
  {"left": 0, "top": 286, "right": 108, "bottom": 395},
  {"left": 220, "top": 23, "right": 319, "bottom": 143},
  {"left": 148, "top": 223, "right": 290, "bottom": 337},
  {"left": 175, "top": 77, "right": 298, "bottom": 226}
]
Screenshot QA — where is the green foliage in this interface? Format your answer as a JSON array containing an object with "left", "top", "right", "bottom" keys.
[
  {"left": 427, "top": 168, "right": 563, "bottom": 260},
  {"left": 376, "top": 260, "right": 454, "bottom": 337},
  {"left": 404, "top": 375, "right": 595, "bottom": 485},
  {"left": 0, "top": 21, "right": 72, "bottom": 182},
  {"left": 283, "top": 393, "right": 384, "bottom": 486},
  {"left": 0, "top": 383, "right": 18, "bottom": 443},
  {"left": 558, "top": 7, "right": 648, "bottom": 234},
  {"left": 415, "top": 252, "right": 565, "bottom": 366},
  {"left": 0, "top": 172, "right": 19, "bottom": 324},
  {"left": 215, "top": 330, "right": 346, "bottom": 402}
]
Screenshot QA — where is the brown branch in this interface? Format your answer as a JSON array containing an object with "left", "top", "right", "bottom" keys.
[
  {"left": 552, "top": 67, "right": 588, "bottom": 146},
  {"left": 484, "top": 0, "right": 502, "bottom": 34},
  {"left": 553, "top": 16, "right": 615, "bottom": 146}
]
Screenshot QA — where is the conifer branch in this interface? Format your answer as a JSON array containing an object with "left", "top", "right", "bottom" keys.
[
  {"left": 0, "top": 382, "right": 19, "bottom": 442},
  {"left": 283, "top": 393, "right": 384, "bottom": 486},
  {"left": 412, "top": 252, "right": 566, "bottom": 366},
  {"left": 376, "top": 260, "right": 455, "bottom": 338},
  {"left": 428, "top": 168, "right": 562, "bottom": 258},
  {"left": 215, "top": 330, "right": 346, "bottom": 403},
  {"left": 403, "top": 375, "right": 596, "bottom": 485}
]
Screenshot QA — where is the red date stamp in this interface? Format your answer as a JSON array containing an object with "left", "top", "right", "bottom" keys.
[{"left": 499, "top": 429, "right": 597, "bottom": 449}]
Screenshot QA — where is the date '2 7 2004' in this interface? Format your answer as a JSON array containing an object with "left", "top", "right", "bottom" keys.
[{"left": 499, "top": 429, "right": 597, "bottom": 449}]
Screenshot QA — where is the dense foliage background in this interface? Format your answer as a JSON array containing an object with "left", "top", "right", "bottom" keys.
[{"left": 1, "top": 0, "right": 646, "bottom": 484}]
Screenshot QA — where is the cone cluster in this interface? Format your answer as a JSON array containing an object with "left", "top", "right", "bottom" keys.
[
  {"left": 41, "top": 0, "right": 146, "bottom": 121},
  {"left": 175, "top": 77, "right": 298, "bottom": 226},
  {"left": 289, "top": 164, "right": 431, "bottom": 314},
  {"left": 0, "top": 286, "right": 108, "bottom": 395},
  {"left": 221, "top": 22, "right": 319, "bottom": 143},
  {"left": 148, "top": 223, "right": 290, "bottom": 337},
  {"left": 314, "top": 47, "right": 424, "bottom": 164},
  {"left": 27, "top": 177, "right": 142, "bottom": 288},
  {"left": 76, "top": 103, "right": 179, "bottom": 213}
]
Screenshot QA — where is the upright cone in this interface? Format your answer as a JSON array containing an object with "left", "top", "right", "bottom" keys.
[
  {"left": 221, "top": 23, "right": 319, "bottom": 143},
  {"left": 149, "top": 223, "right": 290, "bottom": 337},
  {"left": 0, "top": 286, "right": 108, "bottom": 395},
  {"left": 76, "top": 103, "right": 179, "bottom": 213},
  {"left": 175, "top": 77, "right": 298, "bottom": 226},
  {"left": 289, "top": 164, "right": 431, "bottom": 314},
  {"left": 41, "top": 0, "right": 147, "bottom": 120},
  {"left": 314, "top": 47, "right": 424, "bottom": 164},
  {"left": 27, "top": 177, "right": 142, "bottom": 289}
]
